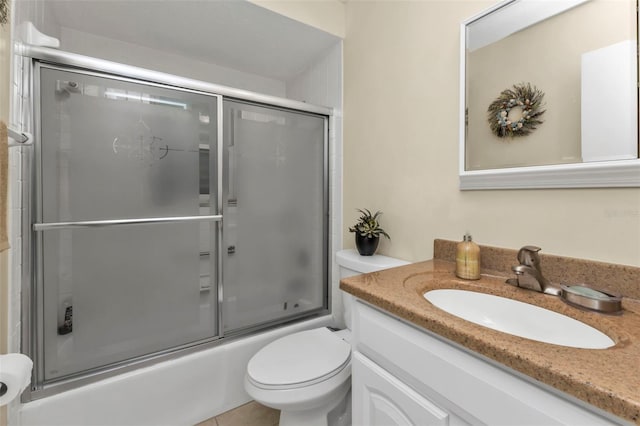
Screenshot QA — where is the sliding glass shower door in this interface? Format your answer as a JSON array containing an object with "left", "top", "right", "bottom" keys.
[
  {"left": 222, "top": 100, "right": 328, "bottom": 332},
  {"left": 35, "top": 65, "right": 221, "bottom": 381},
  {"left": 29, "top": 60, "right": 329, "bottom": 394}
]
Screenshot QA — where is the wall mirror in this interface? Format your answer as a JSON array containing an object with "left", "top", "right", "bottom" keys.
[{"left": 460, "top": 0, "right": 639, "bottom": 189}]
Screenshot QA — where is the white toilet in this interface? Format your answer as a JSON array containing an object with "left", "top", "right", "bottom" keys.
[{"left": 244, "top": 249, "right": 409, "bottom": 426}]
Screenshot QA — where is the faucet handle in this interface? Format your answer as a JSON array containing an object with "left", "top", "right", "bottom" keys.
[{"left": 517, "top": 246, "right": 542, "bottom": 267}]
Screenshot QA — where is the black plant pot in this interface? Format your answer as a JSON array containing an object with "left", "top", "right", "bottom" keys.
[{"left": 355, "top": 234, "right": 379, "bottom": 256}]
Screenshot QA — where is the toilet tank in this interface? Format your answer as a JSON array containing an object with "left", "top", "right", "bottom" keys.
[{"left": 336, "top": 249, "right": 409, "bottom": 329}]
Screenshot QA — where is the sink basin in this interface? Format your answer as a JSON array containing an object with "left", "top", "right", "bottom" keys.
[{"left": 424, "top": 289, "right": 614, "bottom": 349}]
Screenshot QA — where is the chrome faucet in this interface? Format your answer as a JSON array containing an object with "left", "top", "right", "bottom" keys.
[{"left": 506, "top": 246, "right": 561, "bottom": 296}]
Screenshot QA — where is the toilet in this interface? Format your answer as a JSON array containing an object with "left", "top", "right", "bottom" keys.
[{"left": 244, "top": 249, "right": 409, "bottom": 426}]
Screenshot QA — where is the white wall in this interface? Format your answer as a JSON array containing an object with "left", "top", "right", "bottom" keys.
[
  {"left": 343, "top": 1, "right": 640, "bottom": 267},
  {"left": 58, "top": 27, "right": 287, "bottom": 98},
  {"left": 1, "top": 11, "right": 11, "bottom": 426},
  {"left": 249, "top": 0, "right": 345, "bottom": 38},
  {"left": 5, "top": 2, "right": 28, "bottom": 425}
]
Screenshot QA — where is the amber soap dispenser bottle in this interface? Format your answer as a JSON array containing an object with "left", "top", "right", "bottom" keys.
[{"left": 455, "top": 234, "right": 481, "bottom": 280}]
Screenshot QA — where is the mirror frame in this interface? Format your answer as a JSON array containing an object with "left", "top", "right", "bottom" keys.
[{"left": 459, "top": 0, "right": 640, "bottom": 190}]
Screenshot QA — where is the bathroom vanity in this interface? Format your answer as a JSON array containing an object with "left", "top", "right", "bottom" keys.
[
  {"left": 341, "top": 241, "right": 640, "bottom": 425},
  {"left": 352, "top": 300, "right": 626, "bottom": 425}
]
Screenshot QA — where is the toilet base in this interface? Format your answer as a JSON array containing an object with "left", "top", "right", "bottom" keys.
[
  {"left": 278, "top": 381, "right": 351, "bottom": 426},
  {"left": 327, "top": 388, "right": 352, "bottom": 426}
]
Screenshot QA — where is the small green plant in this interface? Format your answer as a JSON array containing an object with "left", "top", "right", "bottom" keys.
[{"left": 348, "top": 209, "right": 390, "bottom": 239}]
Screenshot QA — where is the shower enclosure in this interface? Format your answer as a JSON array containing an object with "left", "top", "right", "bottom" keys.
[{"left": 24, "top": 57, "right": 329, "bottom": 397}]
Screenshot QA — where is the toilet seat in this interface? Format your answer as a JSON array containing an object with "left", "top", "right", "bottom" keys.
[{"left": 247, "top": 327, "right": 351, "bottom": 390}]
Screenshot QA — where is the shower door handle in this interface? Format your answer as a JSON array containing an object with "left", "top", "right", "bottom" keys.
[{"left": 33, "top": 215, "right": 223, "bottom": 231}]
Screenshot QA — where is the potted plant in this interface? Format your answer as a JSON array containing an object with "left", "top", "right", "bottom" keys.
[{"left": 348, "top": 208, "right": 390, "bottom": 256}]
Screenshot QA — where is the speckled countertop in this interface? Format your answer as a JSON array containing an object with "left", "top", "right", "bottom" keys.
[{"left": 340, "top": 256, "right": 640, "bottom": 424}]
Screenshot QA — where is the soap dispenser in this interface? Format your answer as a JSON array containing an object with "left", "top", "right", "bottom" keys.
[{"left": 455, "top": 234, "right": 481, "bottom": 280}]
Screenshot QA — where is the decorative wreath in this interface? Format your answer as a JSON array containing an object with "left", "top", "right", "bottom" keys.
[
  {"left": 487, "top": 83, "right": 545, "bottom": 138},
  {"left": 0, "top": 0, "right": 7, "bottom": 25}
]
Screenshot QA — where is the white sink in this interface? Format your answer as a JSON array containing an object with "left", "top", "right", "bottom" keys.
[{"left": 424, "top": 289, "right": 614, "bottom": 349}]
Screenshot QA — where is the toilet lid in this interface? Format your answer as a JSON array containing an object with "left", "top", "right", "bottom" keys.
[{"left": 247, "top": 328, "right": 351, "bottom": 388}]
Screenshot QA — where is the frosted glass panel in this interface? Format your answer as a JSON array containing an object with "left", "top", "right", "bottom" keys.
[
  {"left": 41, "top": 224, "right": 215, "bottom": 379},
  {"left": 222, "top": 101, "right": 327, "bottom": 332},
  {"left": 37, "top": 66, "right": 219, "bottom": 380},
  {"left": 40, "top": 68, "right": 216, "bottom": 221}
]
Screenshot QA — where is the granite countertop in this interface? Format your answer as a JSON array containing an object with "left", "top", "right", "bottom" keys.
[{"left": 340, "top": 258, "right": 640, "bottom": 424}]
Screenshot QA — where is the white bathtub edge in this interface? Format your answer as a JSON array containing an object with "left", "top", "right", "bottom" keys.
[{"left": 19, "top": 316, "right": 333, "bottom": 426}]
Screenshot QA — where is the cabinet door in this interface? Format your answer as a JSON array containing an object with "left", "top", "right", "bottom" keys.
[{"left": 353, "top": 352, "right": 449, "bottom": 426}]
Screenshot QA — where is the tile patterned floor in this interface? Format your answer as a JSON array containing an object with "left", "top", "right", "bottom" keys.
[{"left": 195, "top": 401, "right": 280, "bottom": 426}]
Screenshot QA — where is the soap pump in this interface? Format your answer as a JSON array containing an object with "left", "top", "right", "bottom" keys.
[{"left": 455, "top": 233, "right": 481, "bottom": 280}]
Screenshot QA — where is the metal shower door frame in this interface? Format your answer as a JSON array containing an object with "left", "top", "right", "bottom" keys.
[
  {"left": 220, "top": 97, "right": 331, "bottom": 337},
  {"left": 19, "top": 46, "right": 333, "bottom": 401},
  {"left": 25, "top": 61, "right": 226, "bottom": 397}
]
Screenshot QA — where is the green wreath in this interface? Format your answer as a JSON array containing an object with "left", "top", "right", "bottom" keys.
[
  {"left": 487, "top": 83, "right": 545, "bottom": 138},
  {"left": 0, "top": 0, "right": 7, "bottom": 25}
]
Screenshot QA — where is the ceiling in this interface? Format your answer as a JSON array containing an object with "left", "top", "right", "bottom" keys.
[{"left": 46, "top": 0, "right": 341, "bottom": 81}]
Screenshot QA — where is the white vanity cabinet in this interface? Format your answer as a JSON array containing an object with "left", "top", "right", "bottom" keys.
[
  {"left": 351, "top": 299, "right": 628, "bottom": 426},
  {"left": 353, "top": 352, "right": 453, "bottom": 426}
]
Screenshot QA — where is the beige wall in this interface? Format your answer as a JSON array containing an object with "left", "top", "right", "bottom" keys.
[
  {"left": 343, "top": 0, "right": 640, "bottom": 267},
  {"left": 1, "top": 8, "right": 10, "bottom": 426},
  {"left": 248, "top": 0, "right": 346, "bottom": 38}
]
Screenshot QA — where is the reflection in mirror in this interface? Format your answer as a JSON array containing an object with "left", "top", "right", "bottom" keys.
[{"left": 462, "top": 0, "right": 638, "bottom": 178}]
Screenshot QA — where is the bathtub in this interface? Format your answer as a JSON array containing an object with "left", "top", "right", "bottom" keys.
[{"left": 18, "top": 316, "right": 332, "bottom": 426}]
